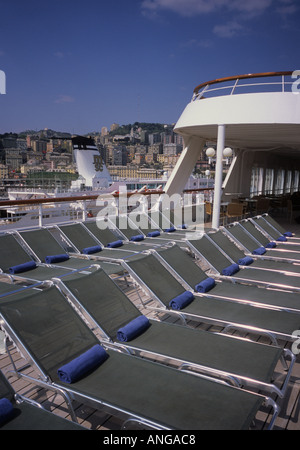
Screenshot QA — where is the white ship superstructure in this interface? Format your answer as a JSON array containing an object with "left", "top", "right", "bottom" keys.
[{"left": 167, "top": 71, "right": 300, "bottom": 228}]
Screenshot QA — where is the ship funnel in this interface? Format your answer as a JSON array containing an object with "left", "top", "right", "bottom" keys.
[{"left": 72, "top": 136, "right": 112, "bottom": 189}]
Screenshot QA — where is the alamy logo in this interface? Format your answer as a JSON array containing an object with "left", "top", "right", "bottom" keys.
[
  {"left": 291, "top": 70, "right": 300, "bottom": 94},
  {"left": 0, "top": 70, "right": 6, "bottom": 94},
  {"left": 95, "top": 187, "right": 205, "bottom": 239},
  {"left": 292, "top": 330, "right": 300, "bottom": 355},
  {"left": 93, "top": 154, "right": 103, "bottom": 172}
]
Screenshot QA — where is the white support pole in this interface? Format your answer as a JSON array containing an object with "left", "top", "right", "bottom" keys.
[{"left": 212, "top": 124, "right": 226, "bottom": 229}]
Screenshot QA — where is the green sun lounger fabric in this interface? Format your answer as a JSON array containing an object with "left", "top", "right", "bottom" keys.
[
  {"left": 64, "top": 221, "right": 158, "bottom": 252},
  {"left": 0, "top": 234, "right": 75, "bottom": 280},
  {"left": 209, "top": 230, "right": 300, "bottom": 274},
  {"left": 226, "top": 223, "right": 300, "bottom": 261},
  {"left": 60, "top": 267, "right": 293, "bottom": 382},
  {"left": 18, "top": 227, "right": 129, "bottom": 274},
  {"left": 262, "top": 214, "right": 300, "bottom": 239},
  {"left": 125, "top": 247, "right": 300, "bottom": 339},
  {"left": 0, "top": 285, "right": 269, "bottom": 430},
  {"left": 241, "top": 220, "right": 300, "bottom": 252},
  {"left": 191, "top": 234, "right": 300, "bottom": 290},
  {"left": 154, "top": 243, "right": 300, "bottom": 311}
]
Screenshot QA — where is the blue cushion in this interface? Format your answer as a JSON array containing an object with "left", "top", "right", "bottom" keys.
[
  {"left": 252, "top": 247, "right": 266, "bottom": 255},
  {"left": 117, "top": 316, "right": 150, "bottom": 342},
  {"left": 237, "top": 256, "right": 254, "bottom": 266},
  {"left": 164, "top": 227, "right": 176, "bottom": 233},
  {"left": 169, "top": 291, "right": 194, "bottom": 310},
  {"left": 0, "top": 398, "right": 14, "bottom": 425},
  {"left": 147, "top": 231, "right": 160, "bottom": 237},
  {"left": 195, "top": 277, "right": 215, "bottom": 293},
  {"left": 82, "top": 245, "right": 102, "bottom": 254},
  {"left": 130, "top": 234, "right": 145, "bottom": 242},
  {"left": 221, "top": 263, "right": 240, "bottom": 276},
  {"left": 106, "top": 240, "right": 123, "bottom": 248},
  {"left": 57, "top": 345, "right": 108, "bottom": 384},
  {"left": 9, "top": 261, "right": 36, "bottom": 274},
  {"left": 284, "top": 231, "right": 293, "bottom": 237},
  {"left": 277, "top": 235, "right": 287, "bottom": 242},
  {"left": 45, "top": 254, "right": 69, "bottom": 264},
  {"left": 265, "top": 242, "right": 276, "bottom": 248}
]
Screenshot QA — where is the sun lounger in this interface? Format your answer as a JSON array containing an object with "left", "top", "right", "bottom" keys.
[
  {"left": 54, "top": 265, "right": 295, "bottom": 397},
  {"left": 168, "top": 204, "right": 204, "bottom": 230},
  {"left": 251, "top": 216, "right": 300, "bottom": 245},
  {"left": 225, "top": 222, "right": 300, "bottom": 263},
  {"left": 84, "top": 214, "right": 163, "bottom": 248},
  {"left": 61, "top": 219, "right": 161, "bottom": 253},
  {"left": 187, "top": 233, "right": 300, "bottom": 292},
  {"left": 0, "top": 370, "right": 86, "bottom": 430},
  {"left": 119, "top": 211, "right": 188, "bottom": 246},
  {"left": 16, "top": 226, "right": 127, "bottom": 275},
  {"left": 241, "top": 219, "right": 300, "bottom": 252},
  {"left": 0, "top": 283, "right": 278, "bottom": 429},
  {"left": 108, "top": 214, "right": 170, "bottom": 245},
  {"left": 151, "top": 241, "right": 300, "bottom": 309},
  {"left": 112, "top": 211, "right": 186, "bottom": 245},
  {"left": 149, "top": 205, "right": 204, "bottom": 232},
  {"left": 0, "top": 233, "right": 84, "bottom": 282},
  {"left": 122, "top": 245, "right": 300, "bottom": 343},
  {"left": 148, "top": 207, "right": 203, "bottom": 237},
  {"left": 261, "top": 213, "right": 300, "bottom": 239},
  {"left": 208, "top": 229, "right": 300, "bottom": 274}
]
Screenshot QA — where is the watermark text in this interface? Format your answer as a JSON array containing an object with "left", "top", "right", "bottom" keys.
[
  {"left": 292, "top": 70, "right": 300, "bottom": 94},
  {"left": 95, "top": 187, "right": 205, "bottom": 238}
]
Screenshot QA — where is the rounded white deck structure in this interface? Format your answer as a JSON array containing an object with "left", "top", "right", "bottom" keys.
[{"left": 175, "top": 91, "right": 300, "bottom": 150}]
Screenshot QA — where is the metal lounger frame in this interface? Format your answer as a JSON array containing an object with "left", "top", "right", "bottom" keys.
[
  {"left": 120, "top": 254, "right": 295, "bottom": 398},
  {"left": 224, "top": 223, "right": 300, "bottom": 264},
  {"left": 0, "top": 283, "right": 279, "bottom": 430},
  {"left": 187, "top": 234, "right": 300, "bottom": 293},
  {"left": 150, "top": 243, "right": 300, "bottom": 344}
]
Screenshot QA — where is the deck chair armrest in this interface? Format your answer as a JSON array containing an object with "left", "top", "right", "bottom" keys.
[{"left": 221, "top": 323, "right": 279, "bottom": 346}]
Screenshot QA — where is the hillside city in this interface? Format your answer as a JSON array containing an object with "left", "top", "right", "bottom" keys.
[{"left": 0, "top": 122, "right": 212, "bottom": 196}]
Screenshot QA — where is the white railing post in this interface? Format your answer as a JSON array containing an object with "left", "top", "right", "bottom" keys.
[
  {"left": 82, "top": 200, "right": 87, "bottom": 221},
  {"left": 38, "top": 203, "right": 43, "bottom": 227}
]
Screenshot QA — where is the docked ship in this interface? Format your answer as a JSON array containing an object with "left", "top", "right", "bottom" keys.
[
  {"left": 7, "top": 135, "right": 214, "bottom": 201},
  {"left": 3, "top": 134, "right": 214, "bottom": 227}
]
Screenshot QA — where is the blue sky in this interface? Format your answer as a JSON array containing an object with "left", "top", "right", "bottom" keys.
[{"left": 0, "top": 0, "right": 299, "bottom": 134}]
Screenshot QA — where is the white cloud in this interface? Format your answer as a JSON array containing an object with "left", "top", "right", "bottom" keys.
[
  {"left": 54, "top": 95, "right": 75, "bottom": 104},
  {"left": 53, "top": 51, "right": 72, "bottom": 59},
  {"left": 141, "top": 0, "right": 273, "bottom": 18},
  {"left": 227, "top": 0, "right": 273, "bottom": 16},
  {"left": 54, "top": 51, "right": 65, "bottom": 58},
  {"left": 276, "top": 3, "right": 298, "bottom": 15},
  {"left": 213, "top": 21, "right": 244, "bottom": 38},
  {"left": 180, "top": 38, "right": 213, "bottom": 48},
  {"left": 141, "top": 0, "right": 223, "bottom": 17}
]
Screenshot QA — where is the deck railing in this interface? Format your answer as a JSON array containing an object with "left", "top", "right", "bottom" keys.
[
  {"left": 192, "top": 71, "right": 295, "bottom": 101},
  {"left": 0, "top": 187, "right": 213, "bottom": 229}
]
